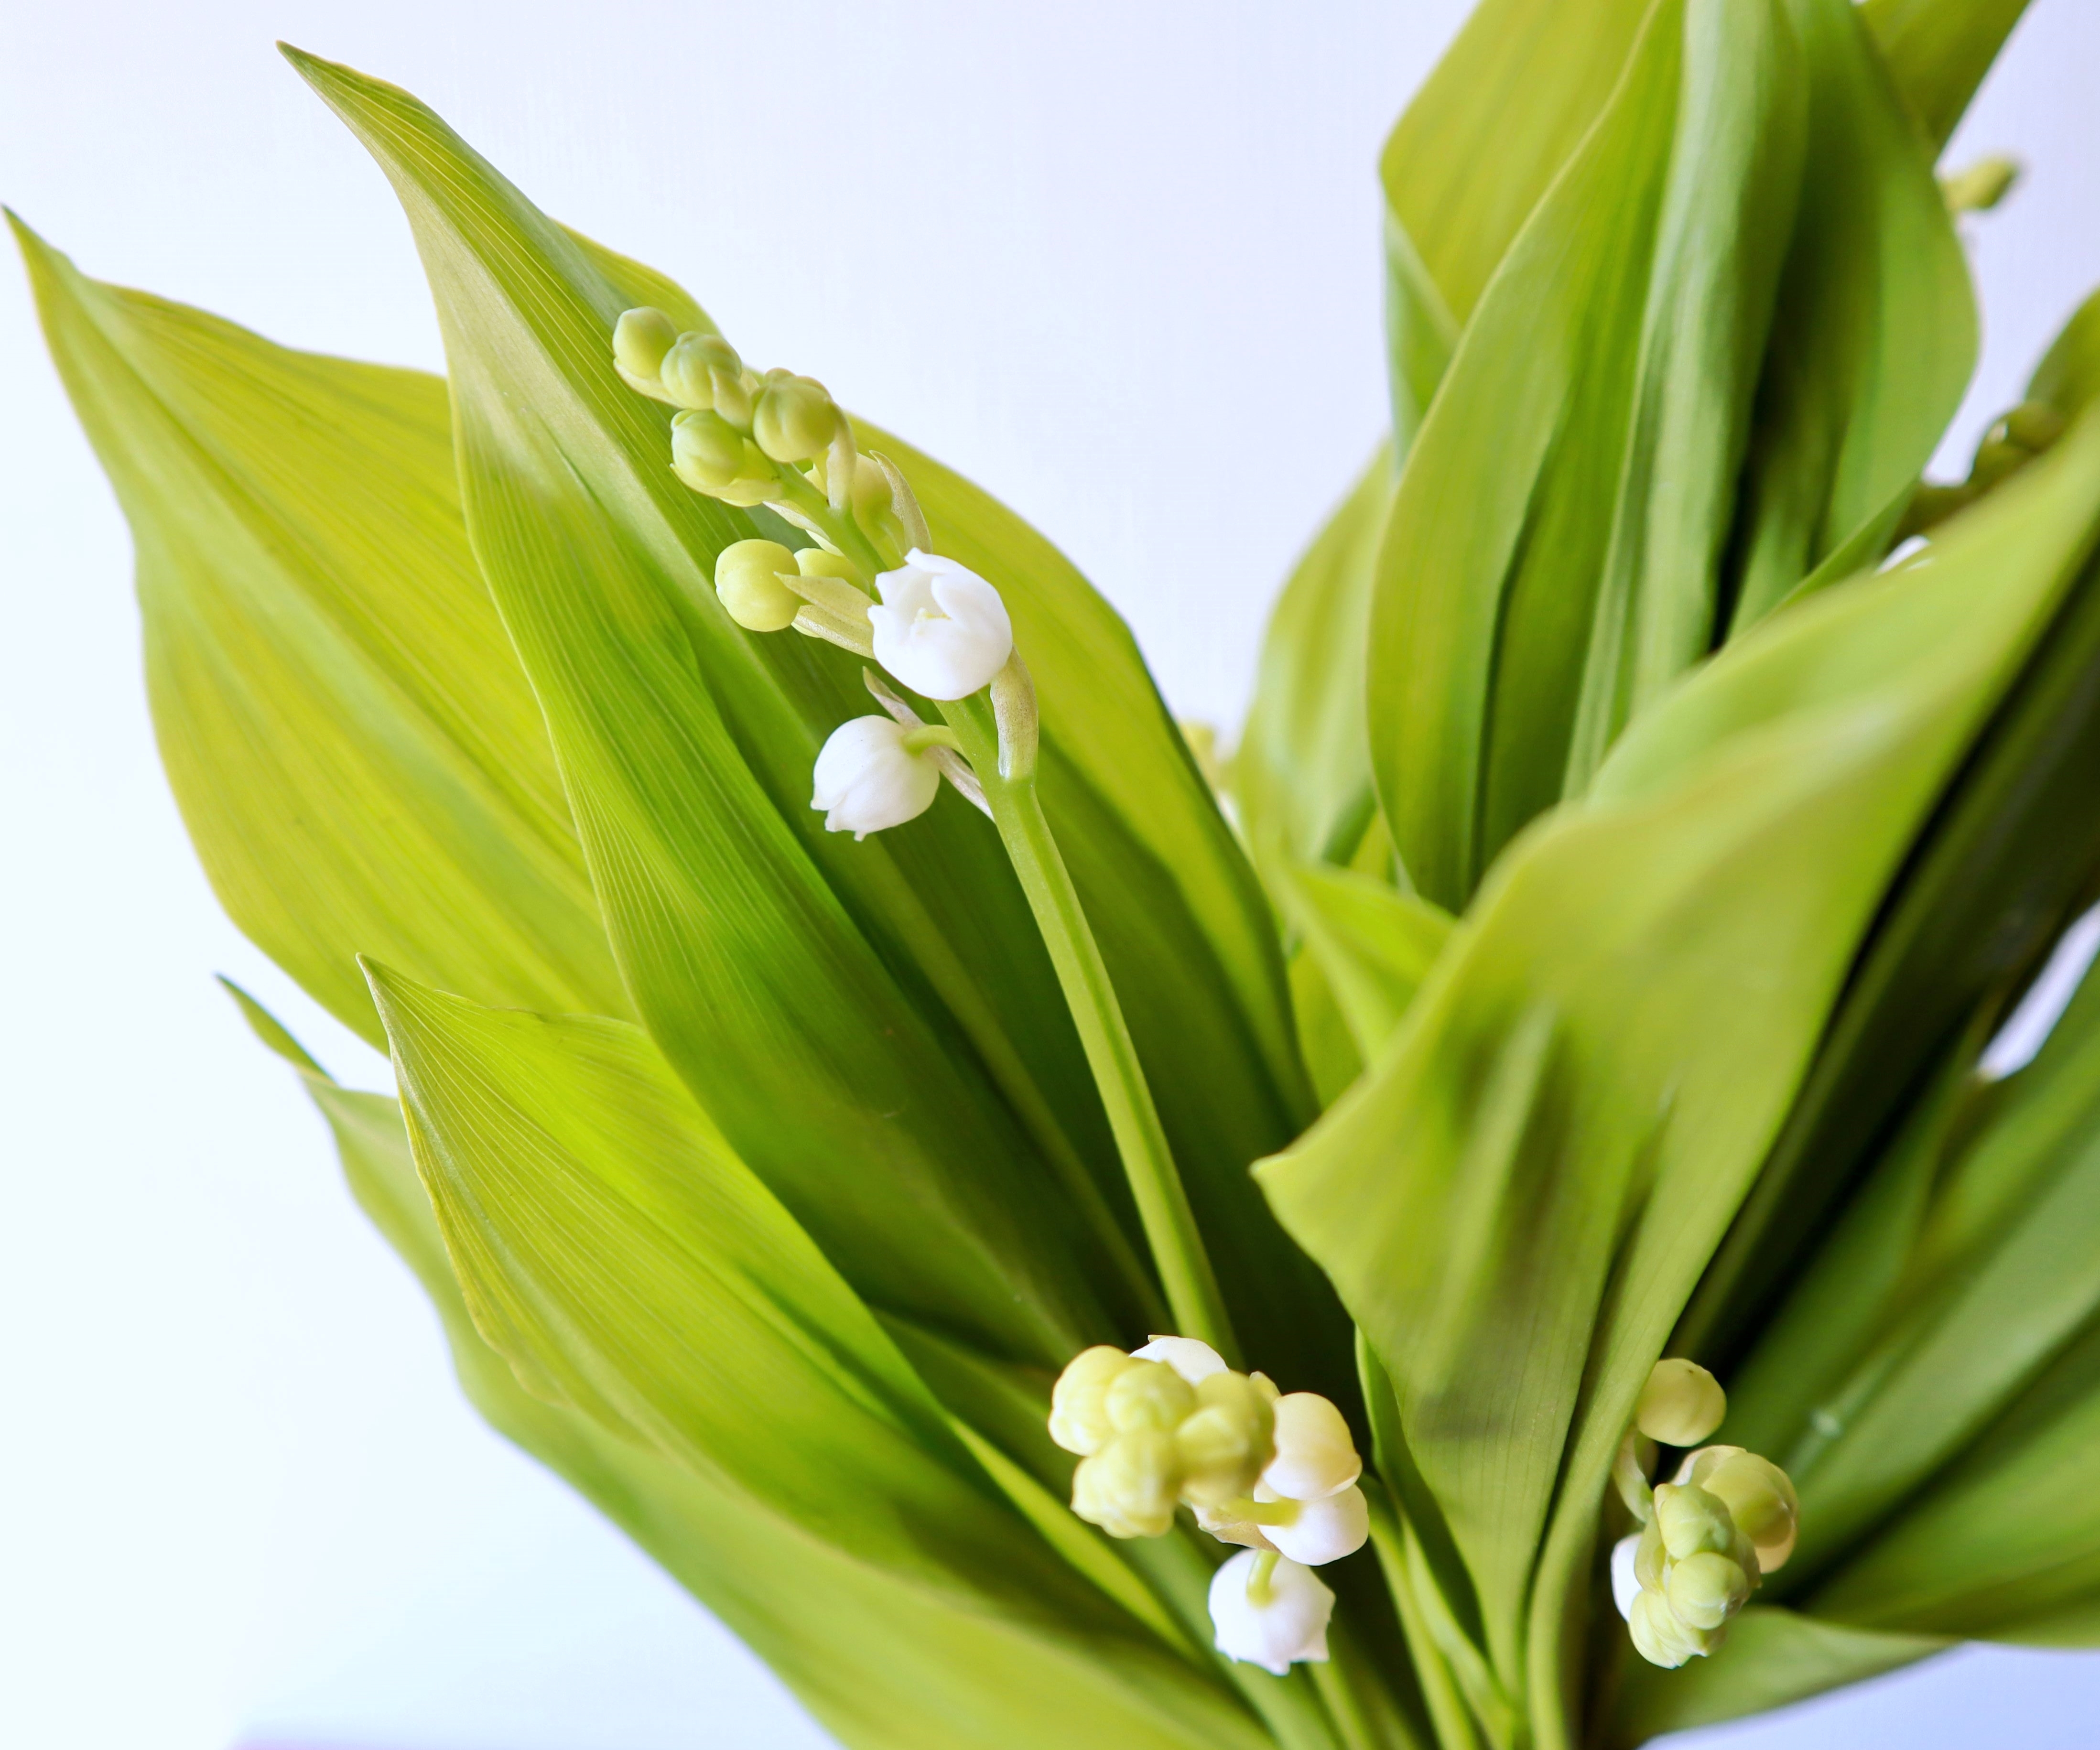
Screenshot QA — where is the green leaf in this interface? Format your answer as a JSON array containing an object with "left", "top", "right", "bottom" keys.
[
  {"left": 1370, "top": 0, "right": 1805, "bottom": 908},
  {"left": 855, "top": 424, "right": 1352, "bottom": 1401},
  {"left": 1808, "top": 1311, "right": 2100, "bottom": 1642},
  {"left": 1275, "top": 866, "right": 1453, "bottom": 1063},
  {"left": 1862, "top": 0, "right": 2034, "bottom": 151},
  {"left": 1724, "top": 0, "right": 1977, "bottom": 632},
  {"left": 1714, "top": 962, "right": 2100, "bottom": 1596},
  {"left": 12, "top": 214, "right": 627, "bottom": 1042},
  {"left": 1259, "top": 419, "right": 2100, "bottom": 1739},
  {"left": 2030, "top": 287, "right": 2100, "bottom": 424},
  {"left": 229, "top": 989, "right": 1273, "bottom": 1750},
  {"left": 288, "top": 47, "right": 1152, "bottom": 1365},
  {"left": 1605, "top": 1606, "right": 1948, "bottom": 1745},
  {"left": 1236, "top": 446, "right": 1393, "bottom": 879},
  {"left": 1377, "top": 0, "right": 1653, "bottom": 448}
]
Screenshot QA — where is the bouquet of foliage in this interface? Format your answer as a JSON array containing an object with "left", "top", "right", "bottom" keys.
[{"left": 20, "top": 0, "right": 2100, "bottom": 1743}]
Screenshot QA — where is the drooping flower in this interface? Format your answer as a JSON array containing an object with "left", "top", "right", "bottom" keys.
[
  {"left": 1208, "top": 1550, "right": 1334, "bottom": 1675},
  {"left": 810, "top": 716, "right": 942, "bottom": 839},
  {"left": 867, "top": 550, "right": 1014, "bottom": 700}
]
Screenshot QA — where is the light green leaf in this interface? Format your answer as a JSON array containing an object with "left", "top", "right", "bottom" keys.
[
  {"left": 1862, "top": 0, "right": 2034, "bottom": 151},
  {"left": 2030, "top": 286, "right": 2100, "bottom": 422},
  {"left": 13, "top": 215, "right": 626, "bottom": 1041},
  {"left": 289, "top": 48, "right": 1146, "bottom": 1365},
  {"left": 230, "top": 988, "right": 1273, "bottom": 1750},
  {"left": 1725, "top": 0, "right": 1977, "bottom": 632},
  {"left": 1808, "top": 1313, "right": 2100, "bottom": 1642},
  {"left": 854, "top": 424, "right": 1351, "bottom": 1401},
  {"left": 1606, "top": 1607, "right": 1948, "bottom": 1745},
  {"left": 1377, "top": 0, "right": 1652, "bottom": 447},
  {"left": 1370, "top": 0, "right": 1803, "bottom": 908},
  {"left": 1276, "top": 866, "right": 1453, "bottom": 1063},
  {"left": 1260, "top": 420, "right": 2100, "bottom": 1740},
  {"left": 1236, "top": 446, "right": 1394, "bottom": 879}
]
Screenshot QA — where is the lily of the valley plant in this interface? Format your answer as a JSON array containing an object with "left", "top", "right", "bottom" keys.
[{"left": 20, "top": 0, "right": 2100, "bottom": 1744}]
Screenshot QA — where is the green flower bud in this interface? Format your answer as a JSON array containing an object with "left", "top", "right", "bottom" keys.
[
  {"left": 2003, "top": 400, "right": 2068, "bottom": 453},
  {"left": 1105, "top": 1358, "right": 1197, "bottom": 1435},
  {"left": 1941, "top": 154, "right": 2020, "bottom": 215},
  {"left": 1666, "top": 1551, "right": 1752, "bottom": 1632},
  {"left": 1628, "top": 1588, "right": 1715, "bottom": 1668},
  {"left": 659, "top": 332, "right": 745, "bottom": 412},
  {"left": 796, "top": 547, "right": 861, "bottom": 583},
  {"left": 713, "top": 539, "right": 801, "bottom": 633},
  {"left": 1692, "top": 1449, "right": 1798, "bottom": 1553},
  {"left": 1654, "top": 1483, "right": 1735, "bottom": 1562},
  {"left": 613, "top": 306, "right": 680, "bottom": 393},
  {"left": 1637, "top": 1359, "right": 1727, "bottom": 1447},
  {"left": 1049, "top": 1345, "right": 1137, "bottom": 1457},
  {"left": 753, "top": 369, "right": 840, "bottom": 462},
  {"left": 1634, "top": 1515, "right": 1667, "bottom": 1594},
  {"left": 1071, "top": 1427, "right": 1181, "bottom": 1539},
  {"left": 671, "top": 410, "right": 749, "bottom": 489},
  {"left": 1174, "top": 1372, "right": 1276, "bottom": 1505}
]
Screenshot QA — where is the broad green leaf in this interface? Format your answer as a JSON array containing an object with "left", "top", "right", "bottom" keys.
[
  {"left": 2030, "top": 286, "right": 2100, "bottom": 422},
  {"left": 1862, "top": 0, "right": 2034, "bottom": 151},
  {"left": 1261, "top": 421, "right": 2100, "bottom": 1738},
  {"left": 12, "top": 216, "right": 625, "bottom": 1041},
  {"left": 1377, "top": 0, "right": 1652, "bottom": 446},
  {"left": 855, "top": 425, "right": 1351, "bottom": 1403},
  {"left": 1606, "top": 1607, "right": 1948, "bottom": 1745},
  {"left": 1724, "top": 0, "right": 1977, "bottom": 632},
  {"left": 1680, "top": 501, "right": 2100, "bottom": 1371},
  {"left": 1370, "top": 0, "right": 1803, "bottom": 908},
  {"left": 289, "top": 49, "right": 1152, "bottom": 1365},
  {"left": 1809, "top": 1313, "right": 2100, "bottom": 1642},
  {"left": 1276, "top": 866, "right": 1453, "bottom": 1063},
  {"left": 1236, "top": 446, "right": 1393, "bottom": 879},
  {"left": 1714, "top": 964, "right": 2100, "bottom": 1591},
  {"left": 230, "top": 991, "right": 1273, "bottom": 1750}
]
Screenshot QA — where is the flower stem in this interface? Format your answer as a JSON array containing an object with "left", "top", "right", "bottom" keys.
[{"left": 947, "top": 691, "right": 1238, "bottom": 1360}]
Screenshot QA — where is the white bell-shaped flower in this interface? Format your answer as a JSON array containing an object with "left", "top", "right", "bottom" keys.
[
  {"left": 1262, "top": 1393, "right": 1363, "bottom": 1502},
  {"left": 1208, "top": 1551, "right": 1334, "bottom": 1675},
  {"left": 1611, "top": 1532, "right": 1643, "bottom": 1621},
  {"left": 867, "top": 550, "right": 1014, "bottom": 700},
  {"left": 811, "top": 716, "right": 941, "bottom": 839},
  {"left": 1261, "top": 1482, "right": 1369, "bottom": 1566},
  {"left": 1130, "top": 1335, "right": 1229, "bottom": 1385}
]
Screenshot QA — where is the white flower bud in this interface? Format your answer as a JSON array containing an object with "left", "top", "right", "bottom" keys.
[
  {"left": 1611, "top": 1532, "right": 1643, "bottom": 1621},
  {"left": 1175, "top": 1372, "right": 1275, "bottom": 1505},
  {"left": 1262, "top": 1393, "right": 1363, "bottom": 1502},
  {"left": 810, "top": 716, "right": 942, "bottom": 839},
  {"left": 1262, "top": 1482, "right": 1369, "bottom": 1566},
  {"left": 1130, "top": 1335, "right": 1230, "bottom": 1384},
  {"left": 1637, "top": 1359, "right": 1727, "bottom": 1447},
  {"left": 1208, "top": 1551, "right": 1334, "bottom": 1675},
  {"left": 1685, "top": 1447, "right": 1798, "bottom": 1568},
  {"left": 868, "top": 550, "right": 1015, "bottom": 700}
]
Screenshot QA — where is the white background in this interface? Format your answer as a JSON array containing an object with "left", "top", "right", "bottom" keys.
[{"left": 4, "top": 3, "right": 2099, "bottom": 1747}]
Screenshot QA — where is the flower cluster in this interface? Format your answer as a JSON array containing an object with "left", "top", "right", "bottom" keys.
[
  {"left": 1050, "top": 1336, "right": 1367, "bottom": 1676},
  {"left": 1610, "top": 1361, "right": 1800, "bottom": 1668},
  {"left": 614, "top": 308, "right": 1025, "bottom": 842}
]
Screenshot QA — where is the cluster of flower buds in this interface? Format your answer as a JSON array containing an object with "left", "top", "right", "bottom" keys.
[
  {"left": 614, "top": 309, "right": 852, "bottom": 508},
  {"left": 1610, "top": 1360, "right": 1800, "bottom": 1669},
  {"left": 1050, "top": 1336, "right": 1367, "bottom": 1675},
  {"left": 612, "top": 309, "right": 1035, "bottom": 846}
]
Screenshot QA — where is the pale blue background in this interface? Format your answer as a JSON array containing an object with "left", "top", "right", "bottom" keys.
[{"left": 2, "top": 2, "right": 2098, "bottom": 1747}]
